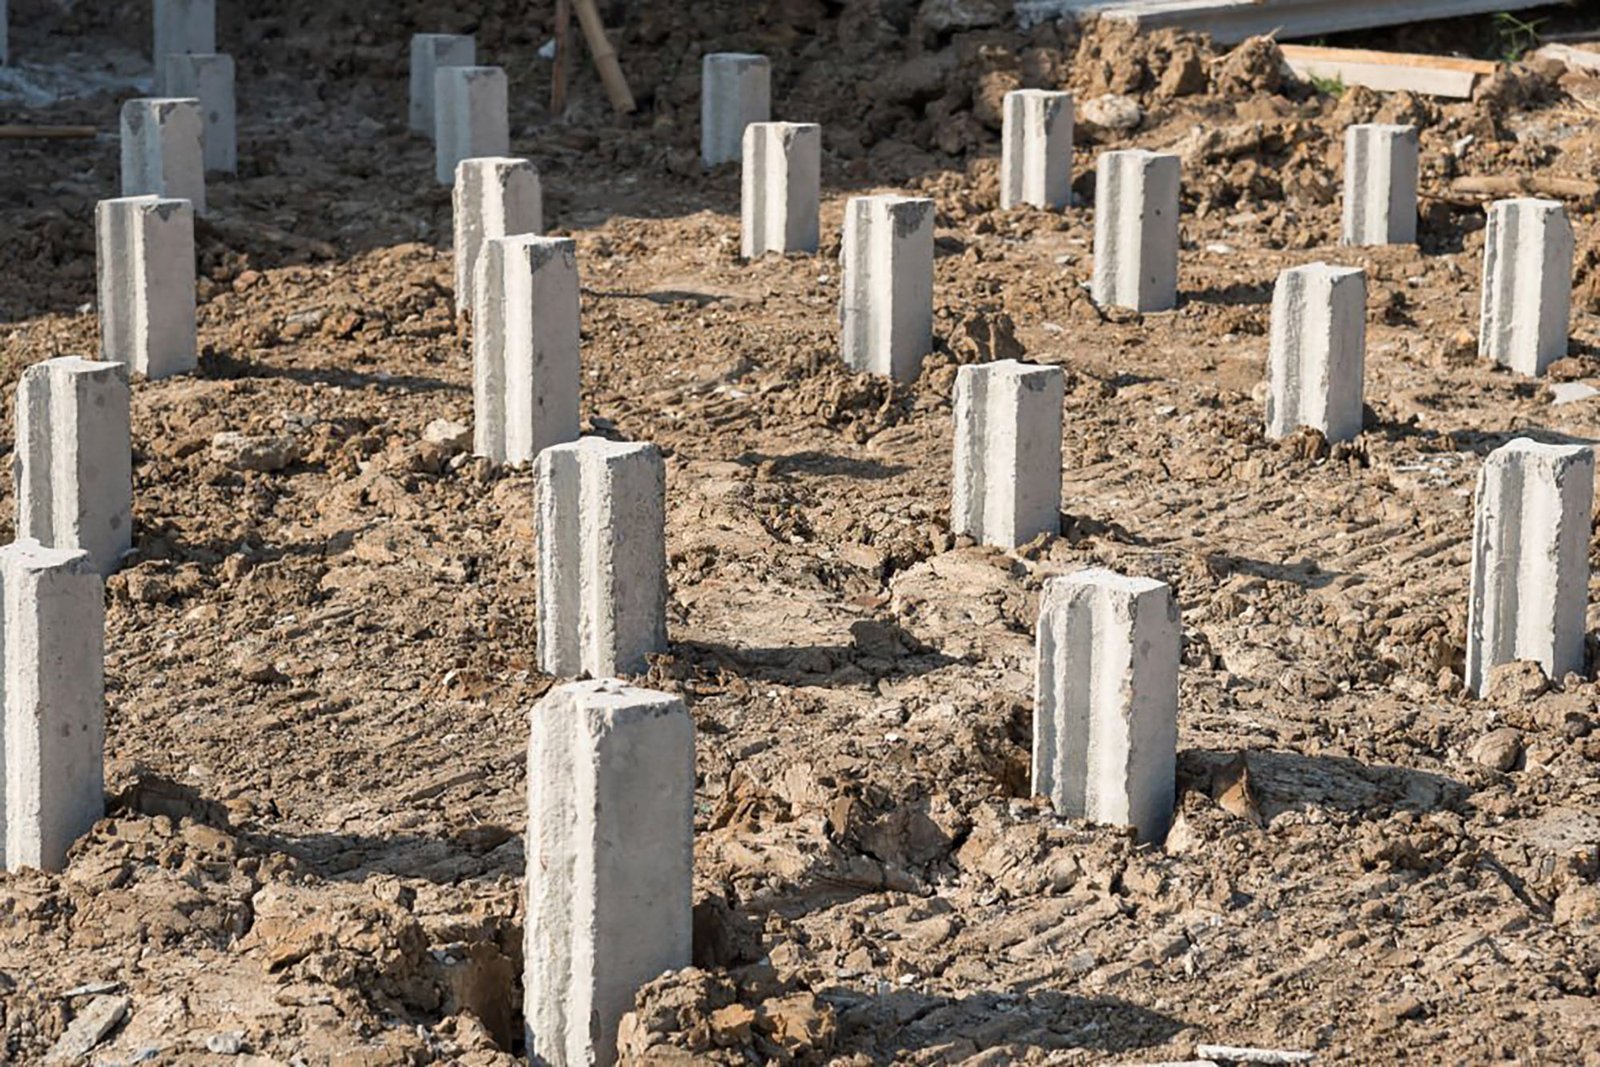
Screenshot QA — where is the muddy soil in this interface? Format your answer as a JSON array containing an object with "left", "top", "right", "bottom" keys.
[{"left": 1, "top": 0, "right": 1598, "bottom": 1063}]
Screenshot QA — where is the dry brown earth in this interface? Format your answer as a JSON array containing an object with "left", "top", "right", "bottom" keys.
[{"left": 0, "top": 1, "right": 1598, "bottom": 1063}]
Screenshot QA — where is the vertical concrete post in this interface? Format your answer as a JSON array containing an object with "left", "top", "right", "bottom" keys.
[
  {"left": 163, "top": 53, "right": 236, "bottom": 174},
  {"left": 409, "top": 33, "right": 475, "bottom": 136},
  {"left": 535, "top": 439, "right": 667, "bottom": 678},
  {"left": 434, "top": 66, "right": 509, "bottom": 185},
  {"left": 1266, "top": 262, "right": 1367, "bottom": 443},
  {"left": 1090, "top": 149, "right": 1180, "bottom": 312},
  {"left": 1000, "top": 89, "right": 1074, "bottom": 210},
  {"left": 1466, "top": 439, "right": 1593, "bottom": 697},
  {"left": 1479, "top": 198, "right": 1573, "bottom": 377},
  {"left": 740, "top": 122, "right": 820, "bottom": 258},
  {"left": 454, "top": 157, "right": 542, "bottom": 316},
  {"left": 96, "top": 196, "right": 197, "bottom": 380},
  {"left": 1033, "top": 568, "right": 1179, "bottom": 844},
  {"left": 840, "top": 194, "right": 934, "bottom": 383},
  {"left": 1341, "top": 124, "right": 1418, "bottom": 246},
  {"left": 524, "top": 679, "right": 693, "bottom": 1067},
  {"left": 120, "top": 98, "right": 206, "bottom": 215},
  {"left": 952, "top": 360, "right": 1064, "bottom": 549},
  {"left": 1, "top": 541, "right": 104, "bottom": 874},
  {"left": 472, "top": 236, "right": 580, "bottom": 465},
  {"left": 15, "top": 359, "right": 133, "bottom": 578},
  {"left": 701, "top": 53, "right": 770, "bottom": 167},
  {"left": 152, "top": 0, "right": 214, "bottom": 92}
]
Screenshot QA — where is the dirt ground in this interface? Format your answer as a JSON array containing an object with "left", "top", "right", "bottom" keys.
[{"left": 1, "top": 0, "right": 1599, "bottom": 1063}]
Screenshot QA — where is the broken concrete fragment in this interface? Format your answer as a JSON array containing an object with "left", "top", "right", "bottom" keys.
[
  {"left": 44, "top": 994, "right": 129, "bottom": 1065},
  {"left": 1078, "top": 92, "right": 1142, "bottom": 133},
  {"left": 210, "top": 431, "right": 301, "bottom": 472},
  {"left": 423, "top": 418, "right": 472, "bottom": 452}
]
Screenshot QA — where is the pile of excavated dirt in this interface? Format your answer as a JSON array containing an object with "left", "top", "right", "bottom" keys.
[{"left": 1, "top": 0, "right": 1598, "bottom": 1063}]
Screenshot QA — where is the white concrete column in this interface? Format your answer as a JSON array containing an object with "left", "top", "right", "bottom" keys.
[
  {"left": 1266, "top": 262, "right": 1366, "bottom": 442},
  {"left": 1001, "top": 89, "right": 1074, "bottom": 210},
  {"left": 740, "top": 122, "right": 820, "bottom": 258},
  {"left": 840, "top": 194, "right": 934, "bottom": 383},
  {"left": 454, "top": 157, "right": 542, "bottom": 316},
  {"left": 152, "top": 0, "right": 214, "bottom": 92},
  {"left": 701, "top": 53, "right": 769, "bottom": 167},
  {"left": 1466, "top": 439, "right": 1593, "bottom": 697},
  {"left": 120, "top": 98, "right": 206, "bottom": 215},
  {"left": 472, "top": 236, "right": 580, "bottom": 465},
  {"left": 1341, "top": 123, "right": 1418, "bottom": 246},
  {"left": 536, "top": 439, "right": 667, "bottom": 678},
  {"left": 409, "top": 33, "right": 475, "bottom": 136},
  {"left": 15, "top": 358, "right": 133, "bottom": 578},
  {"left": 434, "top": 66, "right": 509, "bottom": 185},
  {"left": 1479, "top": 198, "right": 1573, "bottom": 377},
  {"left": 96, "top": 196, "right": 197, "bottom": 381},
  {"left": 524, "top": 679, "right": 693, "bottom": 1067},
  {"left": 162, "top": 53, "right": 235, "bottom": 174},
  {"left": 952, "top": 359, "right": 1064, "bottom": 549},
  {"left": 1, "top": 541, "right": 104, "bottom": 874},
  {"left": 1090, "top": 149, "right": 1180, "bottom": 312},
  {"left": 1034, "top": 568, "right": 1179, "bottom": 844}
]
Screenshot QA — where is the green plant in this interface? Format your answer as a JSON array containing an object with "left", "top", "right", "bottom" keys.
[
  {"left": 1493, "top": 11, "right": 1546, "bottom": 63},
  {"left": 1309, "top": 73, "right": 1346, "bottom": 96}
]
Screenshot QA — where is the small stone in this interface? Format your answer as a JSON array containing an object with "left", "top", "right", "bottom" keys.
[
  {"left": 1483, "top": 660, "right": 1549, "bottom": 704},
  {"left": 1468, "top": 727, "right": 1522, "bottom": 772},
  {"left": 423, "top": 418, "right": 472, "bottom": 453},
  {"left": 1079, "top": 94, "right": 1143, "bottom": 133},
  {"left": 1549, "top": 382, "right": 1599, "bottom": 406},
  {"left": 205, "top": 1031, "right": 245, "bottom": 1055},
  {"left": 239, "top": 658, "right": 286, "bottom": 685},
  {"left": 210, "top": 431, "right": 302, "bottom": 473}
]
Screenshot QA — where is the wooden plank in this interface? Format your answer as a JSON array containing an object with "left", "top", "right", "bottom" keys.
[
  {"left": 1017, "top": 0, "right": 1555, "bottom": 45},
  {"left": 1279, "top": 44, "right": 1497, "bottom": 98}
]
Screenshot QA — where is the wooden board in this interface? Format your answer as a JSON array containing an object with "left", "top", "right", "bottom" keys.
[{"left": 1279, "top": 44, "right": 1498, "bottom": 99}]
